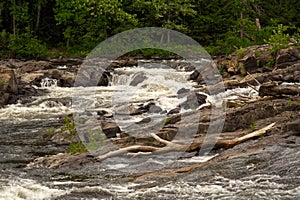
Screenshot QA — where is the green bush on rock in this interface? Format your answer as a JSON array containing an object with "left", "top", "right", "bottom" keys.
[
  {"left": 61, "top": 116, "right": 87, "bottom": 155},
  {"left": 266, "top": 24, "right": 293, "bottom": 54}
]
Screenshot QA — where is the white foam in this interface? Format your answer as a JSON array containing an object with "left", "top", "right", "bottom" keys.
[
  {"left": 111, "top": 66, "right": 194, "bottom": 113},
  {"left": 40, "top": 77, "right": 58, "bottom": 88},
  {"left": 207, "top": 86, "right": 259, "bottom": 105},
  {"left": 0, "top": 101, "right": 71, "bottom": 121},
  {"left": 114, "top": 174, "right": 300, "bottom": 199},
  {"left": 178, "top": 154, "right": 218, "bottom": 163},
  {"left": 0, "top": 179, "right": 66, "bottom": 200}
]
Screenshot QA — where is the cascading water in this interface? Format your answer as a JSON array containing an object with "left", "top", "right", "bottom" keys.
[
  {"left": 40, "top": 77, "right": 58, "bottom": 88},
  {"left": 110, "top": 63, "right": 196, "bottom": 137},
  {"left": 0, "top": 62, "right": 298, "bottom": 200}
]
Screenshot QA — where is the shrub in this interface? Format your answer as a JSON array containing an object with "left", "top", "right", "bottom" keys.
[
  {"left": 44, "top": 128, "right": 56, "bottom": 137},
  {"left": 69, "top": 142, "right": 87, "bottom": 155},
  {"left": 266, "top": 24, "right": 290, "bottom": 55},
  {"left": 266, "top": 58, "right": 275, "bottom": 68},
  {"left": 207, "top": 32, "right": 254, "bottom": 55},
  {"left": 249, "top": 122, "right": 257, "bottom": 132},
  {"left": 61, "top": 116, "right": 87, "bottom": 154},
  {"left": 0, "top": 30, "right": 9, "bottom": 57},
  {"left": 8, "top": 30, "right": 48, "bottom": 59},
  {"left": 237, "top": 48, "right": 246, "bottom": 59}
]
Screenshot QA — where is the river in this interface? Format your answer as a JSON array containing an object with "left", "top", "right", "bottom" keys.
[{"left": 0, "top": 60, "right": 299, "bottom": 199}]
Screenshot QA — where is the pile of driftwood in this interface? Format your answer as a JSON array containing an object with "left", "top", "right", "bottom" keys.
[{"left": 97, "top": 123, "right": 275, "bottom": 161}]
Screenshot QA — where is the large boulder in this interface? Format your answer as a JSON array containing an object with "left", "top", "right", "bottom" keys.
[
  {"left": 19, "top": 72, "right": 45, "bottom": 86},
  {"left": 181, "top": 92, "right": 207, "bottom": 109},
  {"left": 226, "top": 44, "right": 273, "bottom": 75},
  {"left": 130, "top": 72, "right": 147, "bottom": 86},
  {"left": 19, "top": 60, "right": 51, "bottom": 73},
  {"left": 51, "top": 70, "right": 76, "bottom": 87},
  {"left": 275, "top": 47, "right": 300, "bottom": 68},
  {"left": 0, "top": 66, "right": 18, "bottom": 106}
]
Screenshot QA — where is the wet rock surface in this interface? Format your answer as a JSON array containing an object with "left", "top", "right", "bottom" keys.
[{"left": 0, "top": 46, "right": 300, "bottom": 199}]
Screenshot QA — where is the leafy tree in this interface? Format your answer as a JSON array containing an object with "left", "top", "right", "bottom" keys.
[
  {"left": 0, "top": 0, "right": 300, "bottom": 58},
  {"left": 129, "top": 0, "right": 196, "bottom": 42},
  {"left": 54, "top": 0, "right": 137, "bottom": 51}
]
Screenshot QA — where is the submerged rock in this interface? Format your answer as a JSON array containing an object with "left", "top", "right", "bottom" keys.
[
  {"left": 129, "top": 72, "right": 147, "bottom": 86},
  {"left": 181, "top": 93, "right": 207, "bottom": 109}
]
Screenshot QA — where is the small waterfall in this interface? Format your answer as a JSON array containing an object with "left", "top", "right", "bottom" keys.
[
  {"left": 40, "top": 77, "right": 58, "bottom": 88},
  {"left": 111, "top": 73, "right": 133, "bottom": 86}
]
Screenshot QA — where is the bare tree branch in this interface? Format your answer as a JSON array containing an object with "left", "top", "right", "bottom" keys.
[{"left": 96, "top": 123, "right": 276, "bottom": 161}]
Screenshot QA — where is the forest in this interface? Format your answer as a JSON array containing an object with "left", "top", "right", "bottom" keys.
[{"left": 1, "top": 0, "right": 300, "bottom": 59}]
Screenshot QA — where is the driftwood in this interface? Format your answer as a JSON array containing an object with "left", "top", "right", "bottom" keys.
[
  {"left": 259, "top": 82, "right": 300, "bottom": 97},
  {"left": 96, "top": 123, "right": 275, "bottom": 161}
]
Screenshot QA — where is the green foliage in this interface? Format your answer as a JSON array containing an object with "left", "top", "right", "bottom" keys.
[
  {"left": 69, "top": 142, "right": 87, "bottom": 155},
  {"left": 61, "top": 116, "right": 87, "bottom": 155},
  {"left": 207, "top": 33, "right": 254, "bottom": 55},
  {"left": 164, "top": 117, "right": 171, "bottom": 124},
  {"left": 0, "top": 79, "right": 3, "bottom": 91},
  {"left": 85, "top": 128, "right": 107, "bottom": 151},
  {"left": 45, "top": 128, "right": 56, "bottom": 137},
  {"left": 249, "top": 122, "right": 257, "bottom": 132},
  {"left": 0, "top": 30, "right": 9, "bottom": 57},
  {"left": 254, "top": 50, "right": 261, "bottom": 58},
  {"left": 131, "top": 0, "right": 196, "bottom": 33},
  {"left": 189, "top": 103, "right": 198, "bottom": 110},
  {"left": 237, "top": 48, "right": 246, "bottom": 59},
  {"left": 1, "top": 0, "right": 300, "bottom": 58},
  {"left": 61, "top": 116, "right": 77, "bottom": 138},
  {"left": 266, "top": 58, "right": 275, "bottom": 68},
  {"left": 54, "top": 0, "right": 137, "bottom": 49},
  {"left": 140, "top": 48, "right": 173, "bottom": 58},
  {"left": 7, "top": 31, "right": 48, "bottom": 59},
  {"left": 287, "top": 100, "right": 293, "bottom": 107},
  {"left": 266, "top": 24, "right": 291, "bottom": 54},
  {"left": 217, "top": 65, "right": 226, "bottom": 73}
]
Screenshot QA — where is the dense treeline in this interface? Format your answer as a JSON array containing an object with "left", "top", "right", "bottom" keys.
[{"left": 1, "top": 0, "right": 300, "bottom": 59}]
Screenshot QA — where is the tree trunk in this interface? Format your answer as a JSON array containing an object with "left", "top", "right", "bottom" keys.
[
  {"left": 66, "top": 38, "right": 70, "bottom": 48},
  {"left": 255, "top": 18, "right": 261, "bottom": 31},
  {"left": 160, "top": 33, "right": 164, "bottom": 44},
  {"left": 96, "top": 123, "right": 275, "bottom": 161},
  {"left": 240, "top": 11, "right": 243, "bottom": 38},
  {"left": 35, "top": 2, "right": 41, "bottom": 31},
  {"left": 12, "top": 0, "right": 16, "bottom": 37}
]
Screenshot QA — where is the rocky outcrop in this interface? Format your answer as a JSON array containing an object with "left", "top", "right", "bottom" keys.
[
  {"left": 227, "top": 45, "right": 300, "bottom": 75},
  {"left": 259, "top": 82, "right": 300, "bottom": 97},
  {"left": 0, "top": 66, "right": 18, "bottom": 106},
  {"left": 26, "top": 152, "right": 94, "bottom": 169},
  {"left": 276, "top": 47, "right": 300, "bottom": 68},
  {"left": 225, "top": 44, "right": 273, "bottom": 75},
  {"left": 223, "top": 63, "right": 300, "bottom": 89},
  {"left": 190, "top": 45, "right": 300, "bottom": 85}
]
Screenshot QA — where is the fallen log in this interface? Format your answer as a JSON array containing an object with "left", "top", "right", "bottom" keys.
[
  {"left": 96, "top": 123, "right": 275, "bottom": 161},
  {"left": 259, "top": 82, "right": 300, "bottom": 97}
]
